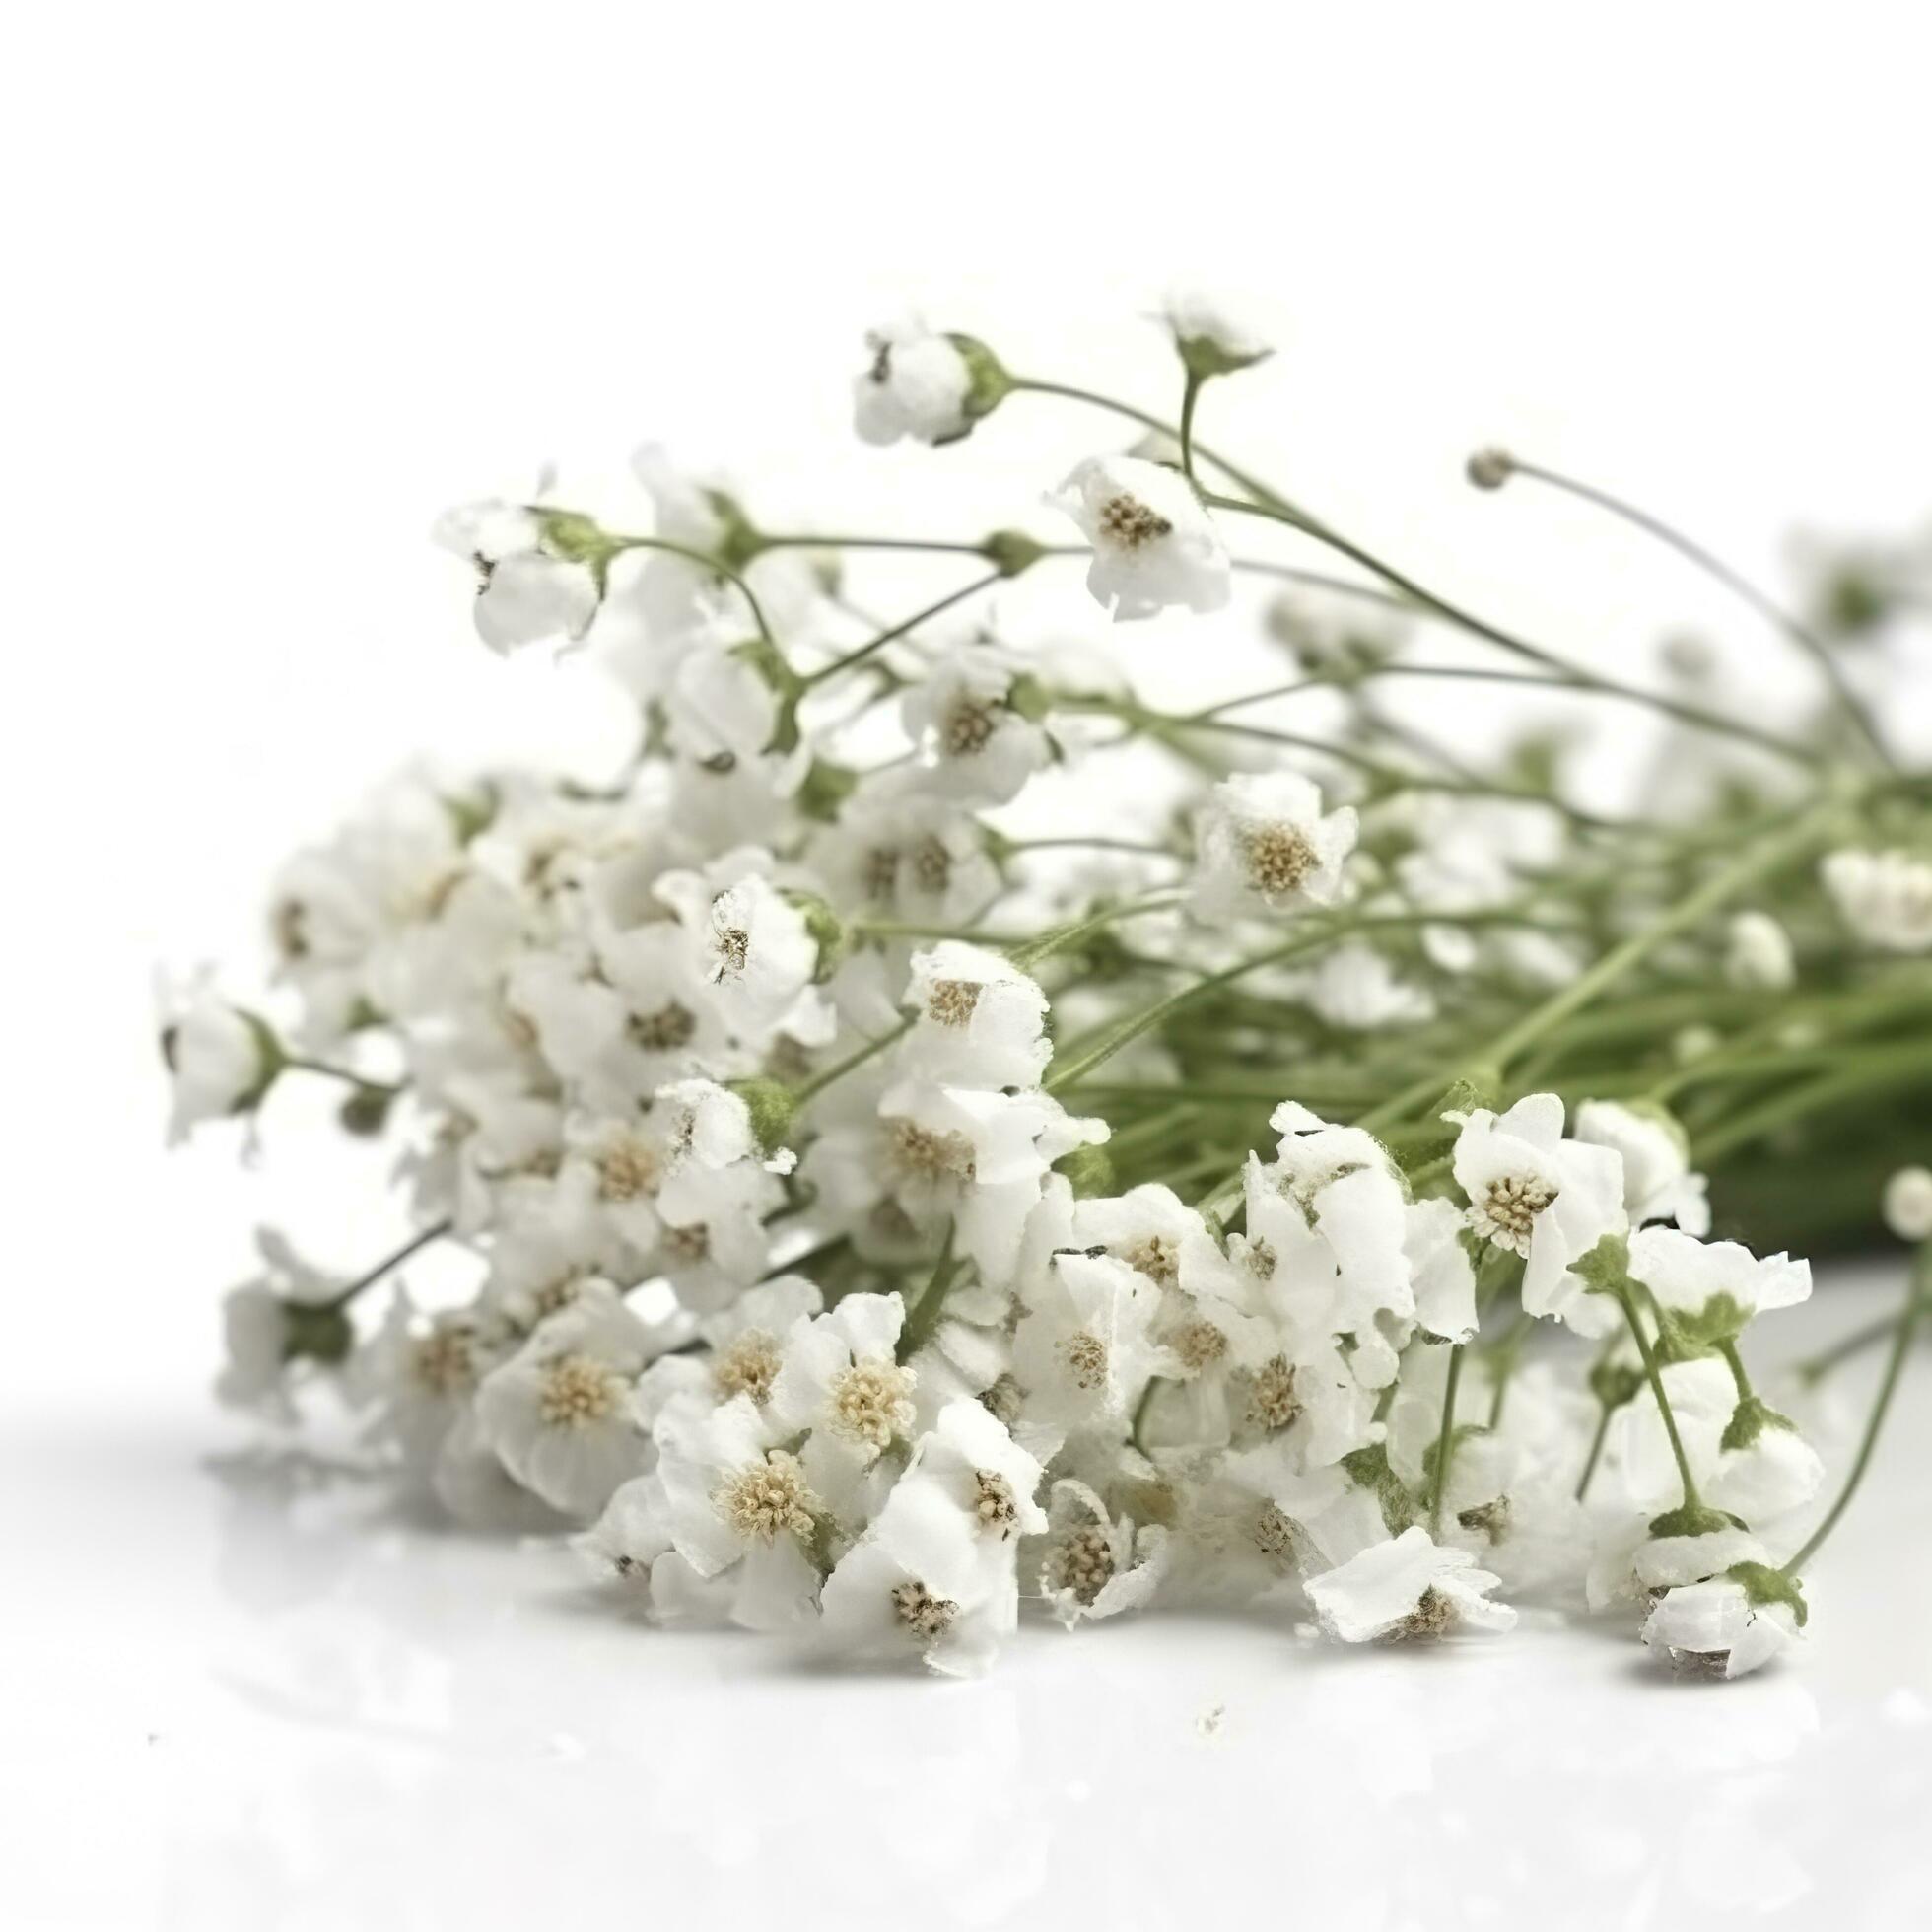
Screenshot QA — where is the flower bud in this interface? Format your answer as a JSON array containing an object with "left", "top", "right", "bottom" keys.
[
  {"left": 727, "top": 1076, "right": 800, "bottom": 1158},
  {"left": 783, "top": 892, "right": 848, "bottom": 983},
  {"left": 979, "top": 529, "right": 1048, "bottom": 578},
  {"left": 1465, "top": 447, "right": 1515, "bottom": 491},
  {"left": 1883, "top": 1166, "right": 1932, "bottom": 1243}
]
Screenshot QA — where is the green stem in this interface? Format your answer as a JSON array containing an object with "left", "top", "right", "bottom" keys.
[
  {"left": 896, "top": 1221, "right": 962, "bottom": 1362},
  {"left": 324, "top": 1219, "right": 452, "bottom": 1313},
  {"left": 1717, "top": 1336, "right": 1755, "bottom": 1402},
  {"left": 282, "top": 1057, "right": 404, "bottom": 1099},
  {"left": 1178, "top": 371, "right": 1205, "bottom": 484},
  {"left": 1198, "top": 491, "right": 1819, "bottom": 767},
  {"left": 1575, "top": 1404, "right": 1615, "bottom": 1501},
  {"left": 1617, "top": 1286, "right": 1702, "bottom": 1512},
  {"left": 1006, "top": 376, "right": 1301, "bottom": 515},
  {"left": 1362, "top": 796, "right": 1838, "bottom": 1133},
  {"left": 801, "top": 571, "right": 1004, "bottom": 689},
  {"left": 1427, "top": 1343, "right": 1466, "bottom": 1534},
  {"left": 1783, "top": 1250, "right": 1929, "bottom": 1575},
  {"left": 1503, "top": 457, "right": 1893, "bottom": 769},
  {"left": 604, "top": 534, "right": 777, "bottom": 646},
  {"left": 794, "top": 1017, "right": 912, "bottom": 1106}
]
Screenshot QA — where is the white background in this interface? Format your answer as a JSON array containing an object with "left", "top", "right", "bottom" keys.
[{"left": 5, "top": 5, "right": 1932, "bottom": 1926}]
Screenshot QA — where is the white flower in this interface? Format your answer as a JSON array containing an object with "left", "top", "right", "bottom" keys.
[
  {"left": 901, "top": 650, "right": 1052, "bottom": 805},
  {"left": 1451, "top": 1095, "right": 1628, "bottom": 1338},
  {"left": 656, "top": 856, "right": 833, "bottom": 1045},
  {"left": 362, "top": 1288, "right": 506, "bottom": 1482},
  {"left": 1404, "top": 1197, "right": 1479, "bottom": 1344},
  {"left": 1883, "top": 1165, "right": 1932, "bottom": 1242},
  {"left": 817, "top": 1400, "right": 1044, "bottom": 1677},
  {"left": 1641, "top": 1576, "right": 1804, "bottom": 1679},
  {"left": 1191, "top": 772, "right": 1358, "bottom": 920},
  {"left": 817, "top": 1464, "right": 1015, "bottom": 1676},
  {"left": 1012, "top": 1251, "right": 1172, "bottom": 1441},
  {"left": 434, "top": 501, "right": 599, "bottom": 655},
  {"left": 809, "top": 779, "right": 1001, "bottom": 930},
  {"left": 651, "top": 1393, "right": 826, "bottom": 1632},
  {"left": 1822, "top": 848, "right": 1932, "bottom": 952},
  {"left": 1035, "top": 1478, "right": 1170, "bottom": 1627},
  {"left": 1161, "top": 288, "right": 1273, "bottom": 375},
  {"left": 853, "top": 322, "right": 975, "bottom": 447},
  {"left": 216, "top": 1285, "right": 297, "bottom": 1415},
  {"left": 1725, "top": 910, "right": 1797, "bottom": 991},
  {"left": 1048, "top": 455, "right": 1231, "bottom": 621},
  {"left": 767, "top": 1292, "right": 919, "bottom": 1522},
  {"left": 1607, "top": 1354, "right": 1821, "bottom": 1525},
  {"left": 1305, "top": 1526, "right": 1516, "bottom": 1642},
  {"left": 159, "top": 970, "right": 275, "bottom": 1142},
  {"left": 1626, "top": 1225, "right": 1811, "bottom": 1335},
  {"left": 1575, "top": 1099, "right": 1709, "bottom": 1235},
  {"left": 474, "top": 1282, "right": 670, "bottom": 1519},
  {"left": 902, "top": 941, "right": 1051, "bottom": 1091}
]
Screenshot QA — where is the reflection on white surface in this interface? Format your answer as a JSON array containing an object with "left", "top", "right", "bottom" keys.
[{"left": 6, "top": 1281, "right": 1932, "bottom": 1929}]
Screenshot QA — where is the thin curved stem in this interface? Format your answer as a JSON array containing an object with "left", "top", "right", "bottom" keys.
[
  {"left": 801, "top": 571, "right": 1004, "bottom": 689},
  {"left": 1005, "top": 376, "right": 1304, "bottom": 515},
  {"left": 324, "top": 1219, "right": 452, "bottom": 1313},
  {"left": 1503, "top": 457, "right": 1893, "bottom": 769},
  {"left": 1199, "top": 492, "right": 1820, "bottom": 767},
  {"left": 1427, "top": 1344, "right": 1466, "bottom": 1534},
  {"left": 1784, "top": 1251, "right": 1928, "bottom": 1575},
  {"left": 1617, "top": 1288, "right": 1702, "bottom": 1512},
  {"left": 606, "top": 534, "right": 777, "bottom": 646}
]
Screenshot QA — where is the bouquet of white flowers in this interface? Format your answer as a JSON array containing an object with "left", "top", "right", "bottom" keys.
[{"left": 167, "top": 297, "right": 1932, "bottom": 1681}]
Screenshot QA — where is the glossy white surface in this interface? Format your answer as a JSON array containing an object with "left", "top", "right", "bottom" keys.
[{"left": 6, "top": 1275, "right": 1931, "bottom": 1930}]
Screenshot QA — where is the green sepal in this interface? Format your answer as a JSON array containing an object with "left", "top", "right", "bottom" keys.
[
  {"left": 281, "top": 1300, "right": 355, "bottom": 1367},
  {"left": 1647, "top": 1502, "right": 1748, "bottom": 1541},
  {"left": 979, "top": 529, "right": 1047, "bottom": 579},
  {"left": 1720, "top": 1393, "right": 1798, "bottom": 1453},
  {"left": 727, "top": 1077, "right": 798, "bottom": 1158},
  {"left": 1589, "top": 1360, "right": 1646, "bottom": 1412},
  {"left": 338, "top": 1085, "right": 396, "bottom": 1138},
  {"left": 794, "top": 758, "right": 861, "bottom": 824},
  {"left": 701, "top": 489, "right": 767, "bottom": 574},
  {"left": 784, "top": 892, "right": 848, "bottom": 984},
  {"left": 1053, "top": 1142, "right": 1116, "bottom": 1200},
  {"left": 442, "top": 782, "right": 500, "bottom": 847},
  {"left": 1572, "top": 1231, "right": 1632, "bottom": 1297},
  {"left": 1727, "top": 1559, "right": 1809, "bottom": 1627},
  {"left": 1175, "top": 333, "right": 1272, "bottom": 382},
  {"left": 534, "top": 508, "right": 611, "bottom": 565},
  {"left": 937, "top": 333, "right": 1013, "bottom": 439},
  {"left": 1340, "top": 1444, "right": 1416, "bottom": 1537},
  {"left": 1658, "top": 1292, "right": 1751, "bottom": 1351}
]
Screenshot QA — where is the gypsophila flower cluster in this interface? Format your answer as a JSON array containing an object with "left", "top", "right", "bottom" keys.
[{"left": 172, "top": 295, "right": 1932, "bottom": 1685}]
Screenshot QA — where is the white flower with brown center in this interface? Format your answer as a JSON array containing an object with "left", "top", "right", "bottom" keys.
[
  {"left": 655, "top": 857, "right": 832, "bottom": 1047},
  {"left": 1306, "top": 1526, "right": 1516, "bottom": 1643},
  {"left": 474, "top": 1280, "right": 679, "bottom": 1520},
  {"left": 648, "top": 1394, "right": 826, "bottom": 1633},
  {"left": 1191, "top": 771, "right": 1358, "bottom": 922},
  {"left": 1449, "top": 1095, "right": 1627, "bottom": 1338},
  {"left": 902, "top": 940, "right": 1052, "bottom": 1092},
  {"left": 852, "top": 320, "right": 977, "bottom": 447},
  {"left": 1036, "top": 1478, "right": 1170, "bottom": 1629},
  {"left": 1048, "top": 455, "right": 1231, "bottom": 621},
  {"left": 901, "top": 650, "right": 1053, "bottom": 805},
  {"left": 433, "top": 499, "right": 601, "bottom": 656},
  {"left": 767, "top": 1293, "right": 920, "bottom": 1523},
  {"left": 1012, "top": 1250, "right": 1174, "bottom": 1440}
]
